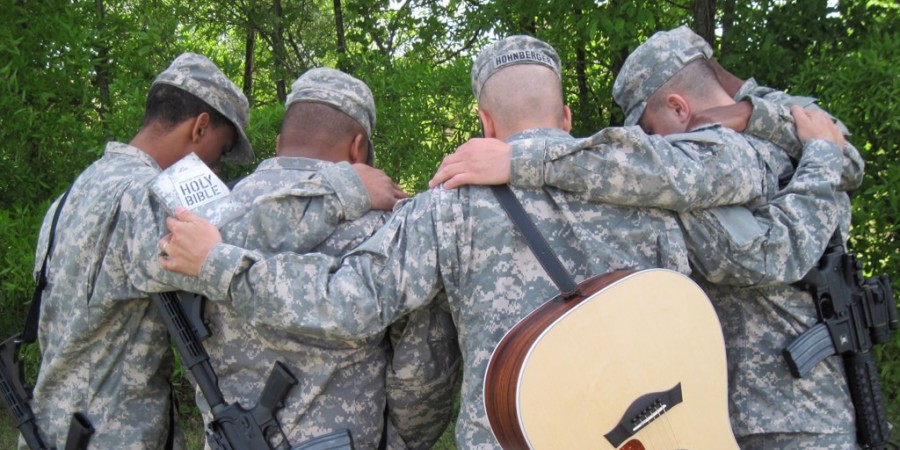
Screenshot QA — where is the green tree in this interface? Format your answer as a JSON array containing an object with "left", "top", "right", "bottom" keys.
[{"left": 1, "top": 1, "right": 898, "bottom": 447}]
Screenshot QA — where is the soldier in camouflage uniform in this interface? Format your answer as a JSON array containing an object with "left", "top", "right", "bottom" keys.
[
  {"left": 160, "top": 33, "right": 840, "bottom": 449},
  {"left": 192, "top": 67, "right": 459, "bottom": 450},
  {"left": 25, "top": 53, "right": 254, "bottom": 450},
  {"left": 434, "top": 27, "right": 863, "bottom": 449},
  {"left": 157, "top": 35, "right": 693, "bottom": 448},
  {"left": 570, "top": 28, "right": 862, "bottom": 449}
]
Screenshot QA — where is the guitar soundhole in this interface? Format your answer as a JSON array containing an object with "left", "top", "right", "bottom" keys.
[{"left": 620, "top": 439, "right": 645, "bottom": 450}]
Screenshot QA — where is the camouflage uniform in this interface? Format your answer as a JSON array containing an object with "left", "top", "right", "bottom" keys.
[
  {"left": 181, "top": 37, "right": 693, "bottom": 449},
  {"left": 511, "top": 27, "right": 862, "bottom": 448},
  {"left": 194, "top": 68, "right": 460, "bottom": 450},
  {"left": 191, "top": 127, "right": 691, "bottom": 449},
  {"left": 25, "top": 53, "right": 253, "bottom": 450}
]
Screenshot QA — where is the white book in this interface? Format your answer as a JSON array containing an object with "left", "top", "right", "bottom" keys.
[{"left": 149, "top": 153, "right": 243, "bottom": 226}]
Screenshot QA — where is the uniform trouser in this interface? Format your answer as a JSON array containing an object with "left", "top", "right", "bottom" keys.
[{"left": 738, "top": 432, "right": 859, "bottom": 450}]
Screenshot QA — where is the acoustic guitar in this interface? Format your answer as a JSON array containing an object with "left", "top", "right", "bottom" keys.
[{"left": 484, "top": 269, "right": 738, "bottom": 450}]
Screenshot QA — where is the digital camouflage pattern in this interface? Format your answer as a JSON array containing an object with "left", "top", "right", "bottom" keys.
[
  {"left": 196, "top": 156, "right": 460, "bottom": 450},
  {"left": 25, "top": 52, "right": 253, "bottom": 450},
  {"left": 286, "top": 68, "right": 377, "bottom": 165},
  {"left": 187, "top": 127, "right": 690, "bottom": 448},
  {"left": 469, "top": 34, "right": 562, "bottom": 101},
  {"left": 27, "top": 143, "right": 183, "bottom": 450},
  {"left": 511, "top": 26, "right": 863, "bottom": 447},
  {"left": 738, "top": 78, "right": 861, "bottom": 191},
  {"left": 612, "top": 25, "right": 713, "bottom": 126},
  {"left": 704, "top": 80, "right": 861, "bottom": 448},
  {"left": 508, "top": 124, "right": 766, "bottom": 211},
  {"left": 152, "top": 52, "right": 253, "bottom": 165}
]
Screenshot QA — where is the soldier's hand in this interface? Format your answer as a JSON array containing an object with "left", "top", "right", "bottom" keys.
[
  {"left": 354, "top": 164, "right": 407, "bottom": 211},
  {"left": 159, "top": 207, "right": 222, "bottom": 277},
  {"left": 687, "top": 101, "right": 752, "bottom": 132},
  {"left": 429, "top": 138, "right": 512, "bottom": 189},
  {"left": 792, "top": 105, "right": 845, "bottom": 149}
]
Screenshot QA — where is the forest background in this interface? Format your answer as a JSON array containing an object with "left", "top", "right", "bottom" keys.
[{"left": 0, "top": 0, "right": 897, "bottom": 448}]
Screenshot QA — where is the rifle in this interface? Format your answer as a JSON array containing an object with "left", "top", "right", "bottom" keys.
[
  {"left": 151, "top": 291, "right": 354, "bottom": 450},
  {"left": 1, "top": 335, "right": 94, "bottom": 450},
  {"left": 783, "top": 231, "right": 897, "bottom": 449},
  {"left": 0, "top": 187, "right": 94, "bottom": 450}
]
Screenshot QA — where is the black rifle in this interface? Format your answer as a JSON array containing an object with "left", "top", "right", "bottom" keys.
[
  {"left": 151, "top": 291, "right": 354, "bottom": 450},
  {"left": 1, "top": 335, "right": 94, "bottom": 450},
  {"left": 783, "top": 232, "right": 897, "bottom": 449}
]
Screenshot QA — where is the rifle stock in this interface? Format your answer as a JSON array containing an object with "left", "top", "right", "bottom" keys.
[
  {"left": 2, "top": 336, "right": 94, "bottom": 450},
  {"left": 151, "top": 291, "right": 354, "bottom": 450},
  {"left": 0, "top": 334, "right": 48, "bottom": 450}
]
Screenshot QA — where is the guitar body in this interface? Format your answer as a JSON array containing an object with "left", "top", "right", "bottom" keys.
[{"left": 484, "top": 269, "right": 738, "bottom": 450}]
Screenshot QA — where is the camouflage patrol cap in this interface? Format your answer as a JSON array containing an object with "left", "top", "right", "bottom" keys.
[
  {"left": 613, "top": 26, "right": 714, "bottom": 126},
  {"left": 152, "top": 52, "right": 254, "bottom": 165},
  {"left": 286, "top": 67, "right": 377, "bottom": 165},
  {"left": 471, "top": 35, "right": 562, "bottom": 101}
]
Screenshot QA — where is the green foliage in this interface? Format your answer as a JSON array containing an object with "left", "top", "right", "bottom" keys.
[
  {"left": 364, "top": 56, "right": 479, "bottom": 193},
  {"left": 0, "top": 1, "right": 898, "bottom": 448},
  {"left": 0, "top": 201, "right": 47, "bottom": 333}
]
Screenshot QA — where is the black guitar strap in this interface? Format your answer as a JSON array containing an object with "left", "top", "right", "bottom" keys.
[
  {"left": 490, "top": 184, "right": 580, "bottom": 299},
  {"left": 22, "top": 187, "right": 72, "bottom": 344}
]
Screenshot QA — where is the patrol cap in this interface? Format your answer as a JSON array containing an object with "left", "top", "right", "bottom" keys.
[
  {"left": 152, "top": 52, "right": 254, "bottom": 165},
  {"left": 613, "top": 26, "right": 714, "bottom": 126},
  {"left": 286, "top": 67, "right": 377, "bottom": 165},
  {"left": 471, "top": 35, "right": 562, "bottom": 102}
]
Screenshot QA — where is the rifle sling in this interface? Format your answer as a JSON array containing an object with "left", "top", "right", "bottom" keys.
[
  {"left": 22, "top": 187, "right": 72, "bottom": 344},
  {"left": 490, "top": 185, "right": 579, "bottom": 298}
]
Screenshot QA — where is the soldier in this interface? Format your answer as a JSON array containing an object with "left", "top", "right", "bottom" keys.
[
  {"left": 621, "top": 28, "right": 861, "bottom": 449},
  {"left": 191, "top": 67, "right": 458, "bottom": 450},
  {"left": 25, "top": 52, "right": 253, "bottom": 450},
  {"left": 433, "top": 26, "right": 863, "bottom": 449},
  {"left": 156, "top": 36, "right": 846, "bottom": 449},
  {"left": 25, "top": 53, "right": 402, "bottom": 450}
]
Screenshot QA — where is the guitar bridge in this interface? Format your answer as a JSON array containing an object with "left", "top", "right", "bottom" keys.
[{"left": 604, "top": 383, "right": 683, "bottom": 448}]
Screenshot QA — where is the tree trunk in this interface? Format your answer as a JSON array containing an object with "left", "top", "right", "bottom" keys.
[
  {"left": 94, "top": 0, "right": 111, "bottom": 138},
  {"left": 243, "top": 28, "right": 255, "bottom": 104},
  {"left": 333, "top": 0, "right": 348, "bottom": 72},
  {"left": 273, "top": 0, "right": 287, "bottom": 103},
  {"left": 573, "top": 6, "right": 591, "bottom": 135},
  {"left": 692, "top": 0, "right": 717, "bottom": 48},
  {"left": 720, "top": 0, "right": 736, "bottom": 56}
]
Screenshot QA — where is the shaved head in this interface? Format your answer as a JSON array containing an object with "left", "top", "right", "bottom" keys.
[
  {"left": 479, "top": 65, "right": 567, "bottom": 133},
  {"left": 279, "top": 102, "right": 367, "bottom": 160}
]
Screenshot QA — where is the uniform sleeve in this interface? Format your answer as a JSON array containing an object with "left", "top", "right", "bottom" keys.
[
  {"left": 201, "top": 192, "right": 446, "bottom": 342},
  {"left": 114, "top": 183, "right": 237, "bottom": 300},
  {"left": 384, "top": 294, "right": 461, "bottom": 449},
  {"left": 737, "top": 79, "right": 865, "bottom": 191},
  {"left": 121, "top": 163, "right": 372, "bottom": 301},
  {"left": 509, "top": 126, "right": 765, "bottom": 211},
  {"left": 681, "top": 139, "right": 844, "bottom": 286},
  {"left": 230, "top": 163, "right": 372, "bottom": 255},
  {"left": 317, "top": 161, "right": 373, "bottom": 221}
]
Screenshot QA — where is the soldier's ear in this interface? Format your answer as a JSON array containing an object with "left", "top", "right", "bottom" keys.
[
  {"left": 479, "top": 109, "right": 496, "bottom": 138},
  {"left": 561, "top": 105, "right": 572, "bottom": 133},
  {"left": 348, "top": 134, "right": 368, "bottom": 165},
  {"left": 190, "top": 113, "right": 212, "bottom": 143},
  {"left": 666, "top": 94, "right": 691, "bottom": 124}
]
